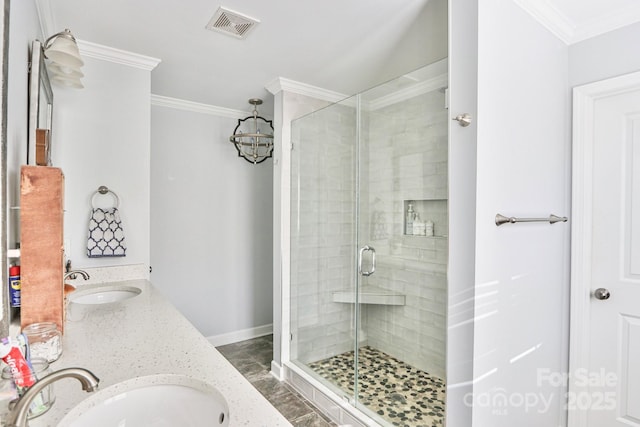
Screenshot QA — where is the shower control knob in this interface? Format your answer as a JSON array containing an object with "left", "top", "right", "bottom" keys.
[
  {"left": 452, "top": 113, "right": 472, "bottom": 127},
  {"left": 593, "top": 288, "right": 611, "bottom": 300}
]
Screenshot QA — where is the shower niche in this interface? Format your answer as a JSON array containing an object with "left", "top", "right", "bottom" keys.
[
  {"left": 289, "top": 58, "right": 448, "bottom": 427},
  {"left": 403, "top": 199, "right": 448, "bottom": 238}
]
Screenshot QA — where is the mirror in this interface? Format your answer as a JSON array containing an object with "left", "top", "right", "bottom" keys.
[
  {"left": 0, "top": 0, "right": 9, "bottom": 337},
  {"left": 28, "top": 40, "right": 53, "bottom": 166}
]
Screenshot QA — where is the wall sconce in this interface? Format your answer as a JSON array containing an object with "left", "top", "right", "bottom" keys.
[
  {"left": 229, "top": 99, "right": 274, "bottom": 164},
  {"left": 44, "top": 29, "right": 84, "bottom": 89}
]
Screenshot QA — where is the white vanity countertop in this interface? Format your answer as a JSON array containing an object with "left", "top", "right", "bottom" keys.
[{"left": 27, "top": 280, "right": 291, "bottom": 427}]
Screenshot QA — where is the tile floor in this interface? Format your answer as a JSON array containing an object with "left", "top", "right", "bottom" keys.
[
  {"left": 216, "top": 335, "right": 337, "bottom": 427},
  {"left": 218, "top": 335, "right": 446, "bottom": 427},
  {"left": 309, "top": 347, "right": 445, "bottom": 427}
]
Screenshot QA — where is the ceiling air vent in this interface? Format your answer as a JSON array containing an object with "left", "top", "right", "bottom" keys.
[{"left": 206, "top": 7, "right": 260, "bottom": 39}]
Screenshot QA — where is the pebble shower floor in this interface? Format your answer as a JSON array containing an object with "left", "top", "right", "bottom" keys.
[{"left": 308, "top": 346, "right": 445, "bottom": 427}]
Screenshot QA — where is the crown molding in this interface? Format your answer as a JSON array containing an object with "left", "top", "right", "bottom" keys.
[
  {"left": 368, "top": 74, "right": 448, "bottom": 111},
  {"left": 368, "top": 58, "right": 448, "bottom": 110},
  {"left": 150, "top": 94, "right": 249, "bottom": 119},
  {"left": 267, "top": 58, "right": 448, "bottom": 110},
  {"left": 77, "top": 40, "right": 161, "bottom": 71},
  {"left": 514, "top": 0, "right": 640, "bottom": 45},
  {"left": 513, "top": 0, "right": 575, "bottom": 44},
  {"left": 265, "top": 77, "right": 347, "bottom": 104}
]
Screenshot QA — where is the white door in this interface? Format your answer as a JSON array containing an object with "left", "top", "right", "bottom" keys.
[{"left": 570, "top": 71, "right": 640, "bottom": 427}]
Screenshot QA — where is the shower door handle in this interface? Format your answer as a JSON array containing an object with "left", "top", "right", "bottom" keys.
[{"left": 358, "top": 245, "right": 376, "bottom": 276}]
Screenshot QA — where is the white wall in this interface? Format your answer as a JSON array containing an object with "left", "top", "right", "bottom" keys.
[
  {"left": 7, "top": 15, "right": 273, "bottom": 340},
  {"left": 471, "top": 1, "right": 571, "bottom": 426},
  {"left": 0, "top": 2, "right": 146, "bottom": 324},
  {"left": 54, "top": 49, "right": 154, "bottom": 272},
  {"left": 569, "top": 22, "right": 640, "bottom": 88},
  {"left": 150, "top": 102, "right": 273, "bottom": 338}
]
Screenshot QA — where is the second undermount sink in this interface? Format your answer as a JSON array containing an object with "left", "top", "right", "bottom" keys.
[
  {"left": 59, "top": 375, "right": 230, "bottom": 427},
  {"left": 68, "top": 285, "right": 141, "bottom": 305}
]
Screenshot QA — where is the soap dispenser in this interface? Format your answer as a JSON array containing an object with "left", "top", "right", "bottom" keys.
[{"left": 405, "top": 203, "right": 415, "bottom": 235}]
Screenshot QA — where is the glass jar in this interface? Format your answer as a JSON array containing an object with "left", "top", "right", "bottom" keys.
[
  {"left": 2, "top": 357, "right": 54, "bottom": 418},
  {"left": 22, "top": 322, "right": 62, "bottom": 363}
]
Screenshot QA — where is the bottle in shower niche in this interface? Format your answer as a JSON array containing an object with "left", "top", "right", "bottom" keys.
[
  {"left": 425, "top": 220, "right": 434, "bottom": 237},
  {"left": 413, "top": 214, "right": 426, "bottom": 236},
  {"left": 405, "top": 203, "right": 415, "bottom": 235}
]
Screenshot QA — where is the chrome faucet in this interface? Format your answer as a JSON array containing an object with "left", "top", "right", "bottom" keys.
[
  {"left": 64, "top": 270, "right": 90, "bottom": 281},
  {"left": 6, "top": 368, "right": 100, "bottom": 427},
  {"left": 64, "top": 260, "right": 90, "bottom": 281}
]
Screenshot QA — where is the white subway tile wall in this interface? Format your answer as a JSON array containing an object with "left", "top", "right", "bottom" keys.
[
  {"left": 363, "top": 90, "right": 448, "bottom": 378},
  {"left": 291, "top": 100, "right": 358, "bottom": 363}
]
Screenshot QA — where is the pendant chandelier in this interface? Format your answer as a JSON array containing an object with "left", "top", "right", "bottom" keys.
[{"left": 229, "top": 98, "right": 274, "bottom": 164}]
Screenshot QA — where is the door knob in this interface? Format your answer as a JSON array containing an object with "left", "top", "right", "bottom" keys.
[
  {"left": 593, "top": 288, "right": 611, "bottom": 300},
  {"left": 452, "top": 113, "right": 472, "bottom": 127}
]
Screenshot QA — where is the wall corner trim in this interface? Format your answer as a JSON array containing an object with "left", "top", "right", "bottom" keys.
[
  {"left": 513, "top": 0, "right": 574, "bottom": 44},
  {"left": 265, "top": 77, "right": 347, "bottom": 104},
  {"left": 77, "top": 40, "right": 161, "bottom": 71},
  {"left": 35, "top": 0, "right": 55, "bottom": 42},
  {"left": 150, "top": 94, "right": 249, "bottom": 119}
]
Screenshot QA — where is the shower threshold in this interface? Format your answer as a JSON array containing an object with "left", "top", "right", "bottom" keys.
[{"left": 284, "top": 362, "right": 377, "bottom": 427}]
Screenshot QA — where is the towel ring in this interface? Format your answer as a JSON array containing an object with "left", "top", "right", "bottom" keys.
[{"left": 91, "top": 185, "right": 120, "bottom": 209}]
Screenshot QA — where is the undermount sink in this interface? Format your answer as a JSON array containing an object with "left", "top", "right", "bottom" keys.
[
  {"left": 68, "top": 285, "right": 141, "bottom": 305},
  {"left": 59, "top": 375, "right": 229, "bottom": 427}
]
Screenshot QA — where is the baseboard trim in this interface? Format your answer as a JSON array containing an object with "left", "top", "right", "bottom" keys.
[
  {"left": 207, "top": 323, "right": 273, "bottom": 347},
  {"left": 270, "top": 360, "right": 283, "bottom": 381}
]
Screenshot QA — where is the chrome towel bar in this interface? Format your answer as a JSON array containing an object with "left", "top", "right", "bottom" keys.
[{"left": 495, "top": 213, "right": 568, "bottom": 227}]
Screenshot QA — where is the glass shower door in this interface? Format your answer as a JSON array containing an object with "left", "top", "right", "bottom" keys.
[
  {"left": 290, "top": 60, "right": 449, "bottom": 427},
  {"left": 351, "top": 73, "right": 449, "bottom": 426},
  {"left": 290, "top": 95, "right": 360, "bottom": 403}
]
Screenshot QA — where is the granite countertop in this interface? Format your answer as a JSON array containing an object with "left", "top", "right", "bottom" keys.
[{"left": 24, "top": 280, "right": 291, "bottom": 426}]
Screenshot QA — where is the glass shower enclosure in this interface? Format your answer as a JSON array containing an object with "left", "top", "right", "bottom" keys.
[{"left": 290, "top": 60, "right": 449, "bottom": 427}]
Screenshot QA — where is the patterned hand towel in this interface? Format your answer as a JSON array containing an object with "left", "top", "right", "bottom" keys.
[{"left": 87, "top": 207, "right": 127, "bottom": 257}]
